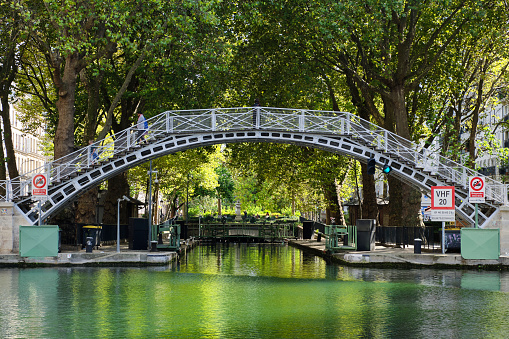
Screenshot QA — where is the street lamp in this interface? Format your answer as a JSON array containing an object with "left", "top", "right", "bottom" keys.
[
  {"left": 147, "top": 160, "right": 158, "bottom": 247},
  {"left": 117, "top": 195, "right": 130, "bottom": 253},
  {"left": 186, "top": 173, "right": 192, "bottom": 221},
  {"left": 159, "top": 199, "right": 164, "bottom": 224}
]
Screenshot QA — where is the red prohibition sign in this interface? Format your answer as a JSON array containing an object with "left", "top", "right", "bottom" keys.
[
  {"left": 33, "top": 174, "right": 46, "bottom": 188},
  {"left": 470, "top": 176, "right": 484, "bottom": 191}
]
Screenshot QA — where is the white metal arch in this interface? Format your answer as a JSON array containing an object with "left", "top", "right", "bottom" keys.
[{"left": 4, "top": 107, "right": 505, "bottom": 226}]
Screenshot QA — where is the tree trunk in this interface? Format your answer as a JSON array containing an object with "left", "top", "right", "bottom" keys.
[
  {"left": 82, "top": 68, "right": 104, "bottom": 142},
  {"left": 323, "top": 180, "right": 340, "bottom": 225},
  {"left": 388, "top": 175, "right": 402, "bottom": 226},
  {"left": 99, "top": 95, "right": 138, "bottom": 223},
  {"left": 0, "top": 97, "right": 19, "bottom": 180},
  {"left": 0, "top": 126, "right": 6, "bottom": 197},
  {"left": 360, "top": 165, "right": 378, "bottom": 221},
  {"left": 53, "top": 53, "right": 80, "bottom": 160},
  {"left": 401, "top": 183, "right": 423, "bottom": 227},
  {"left": 385, "top": 87, "right": 422, "bottom": 227},
  {"left": 170, "top": 195, "right": 179, "bottom": 219},
  {"left": 102, "top": 172, "right": 130, "bottom": 224},
  {"left": 75, "top": 188, "right": 98, "bottom": 224},
  {"left": 344, "top": 72, "right": 379, "bottom": 223},
  {"left": 389, "top": 86, "right": 411, "bottom": 139},
  {"left": 334, "top": 179, "right": 347, "bottom": 226}
]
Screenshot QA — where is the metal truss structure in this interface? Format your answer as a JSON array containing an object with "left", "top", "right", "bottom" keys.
[{"left": 2, "top": 107, "right": 506, "bottom": 226}]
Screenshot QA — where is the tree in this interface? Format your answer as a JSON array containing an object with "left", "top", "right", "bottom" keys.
[
  {"left": 215, "top": 164, "right": 235, "bottom": 215},
  {"left": 258, "top": 0, "right": 507, "bottom": 226},
  {"left": 0, "top": 2, "right": 23, "bottom": 185},
  {"left": 128, "top": 146, "right": 223, "bottom": 222},
  {"left": 13, "top": 0, "right": 226, "bottom": 223},
  {"left": 227, "top": 142, "right": 351, "bottom": 223}
]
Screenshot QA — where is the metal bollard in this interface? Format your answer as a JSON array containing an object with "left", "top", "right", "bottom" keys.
[
  {"left": 86, "top": 237, "right": 94, "bottom": 253},
  {"left": 150, "top": 241, "right": 158, "bottom": 252},
  {"left": 414, "top": 238, "right": 422, "bottom": 254}
]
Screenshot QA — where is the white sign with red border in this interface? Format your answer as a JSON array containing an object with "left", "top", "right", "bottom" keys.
[
  {"left": 32, "top": 173, "right": 48, "bottom": 198},
  {"left": 468, "top": 176, "right": 485, "bottom": 203},
  {"left": 430, "top": 186, "right": 455, "bottom": 221}
]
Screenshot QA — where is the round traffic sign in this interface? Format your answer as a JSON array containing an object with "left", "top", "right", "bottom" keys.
[
  {"left": 33, "top": 174, "right": 46, "bottom": 188},
  {"left": 470, "top": 176, "right": 484, "bottom": 191}
]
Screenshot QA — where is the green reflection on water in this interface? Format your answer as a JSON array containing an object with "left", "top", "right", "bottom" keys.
[{"left": 1, "top": 244, "right": 509, "bottom": 338}]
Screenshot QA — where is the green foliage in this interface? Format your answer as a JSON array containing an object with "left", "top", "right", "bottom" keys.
[
  {"left": 128, "top": 146, "right": 223, "bottom": 205},
  {"left": 215, "top": 164, "right": 235, "bottom": 204},
  {"left": 5, "top": 0, "right": 509, "bottom": 221},
  {"left": 226, "top": 142, "right": 350, "bottom": 216}
]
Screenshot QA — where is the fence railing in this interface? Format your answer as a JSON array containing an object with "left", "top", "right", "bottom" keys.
[
  {"left": 375, "top": 225, "right": 445, "bottom": 252},
  {"left": 1, "top": 107, "right": 506, "bottom": 206},
  {"left": 325, "top": 225, "right": 357, "bottom": 251}
]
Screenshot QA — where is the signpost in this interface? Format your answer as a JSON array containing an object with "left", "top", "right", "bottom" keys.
[
  {"left": 469, "top": 176, "right": 485, "bottom": 203},
  {"left": 32, "top": 173, "right": 47, "bottom": 196},
  {"left": 32, "top": 173, "right": 48, "bottom": 226},
  {"left": 469, "top": 176, "right": 485, "bottom": 228},
  {"left": 430, "top": 186, "right": 455, "bottom": 254}
]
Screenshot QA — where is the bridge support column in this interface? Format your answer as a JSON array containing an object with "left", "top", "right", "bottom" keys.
[
  {"left": 484, "top": 206, "right": 509, "bottom": 256},
  {"left": 0, "top": 202, "right": 29, "bottom": 254}
]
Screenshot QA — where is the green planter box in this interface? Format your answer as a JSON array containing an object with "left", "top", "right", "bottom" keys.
[
  {"left": 461, "top": 228, "right": 500, "bottom": 260},
  {"left": 19, "top": 225, "right": 59, "bottom": 257}
]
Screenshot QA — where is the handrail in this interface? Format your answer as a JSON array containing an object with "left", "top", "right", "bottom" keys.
[{"left": 1, "top": 107, "right": 505, "bottom": 205}]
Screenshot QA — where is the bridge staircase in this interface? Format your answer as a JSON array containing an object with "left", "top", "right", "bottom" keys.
[{"left": 343, "top": 122, "right": 501, "bottom": 226}]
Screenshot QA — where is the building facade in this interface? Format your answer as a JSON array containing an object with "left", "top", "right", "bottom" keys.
[
  {"left": 476, "top": 103, "right": 509, "bottom": 180},
  {"left": 7, "top": 104, "right": 46, "bottom": 177}
]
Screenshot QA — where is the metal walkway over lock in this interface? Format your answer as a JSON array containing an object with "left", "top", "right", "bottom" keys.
[
  {"left": 2, "top": 107, "right": 506, "bottom": 228},
  {"left": 197, "top": 221, "right": 297, "bottom": 241}
]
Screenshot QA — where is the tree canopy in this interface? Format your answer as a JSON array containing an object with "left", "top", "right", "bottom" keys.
[{"left": 3, "top": 0, "right": 509, "bottom": 224}]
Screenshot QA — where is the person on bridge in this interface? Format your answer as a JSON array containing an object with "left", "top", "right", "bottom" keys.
[
  {"left": 253, "top": 98, "right": 260, "bottom": 128},
  {"left": 137, "top": 112, "right": 148, "bottom": 144},
  {"left": 89, "top": 140, "right": 99, "bottom": 164}
]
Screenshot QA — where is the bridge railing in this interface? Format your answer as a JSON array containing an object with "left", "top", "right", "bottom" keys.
[
  {"left": 345, "top": 115, "right": 506, "bottom": 204},
  {"left": 0, "top": 107, "right": 506, "bottom": 206}
]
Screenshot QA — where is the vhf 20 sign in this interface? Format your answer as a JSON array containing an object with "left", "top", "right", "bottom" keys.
[{"left": 430, "top": 186, "right": 455, "bottom": 222}]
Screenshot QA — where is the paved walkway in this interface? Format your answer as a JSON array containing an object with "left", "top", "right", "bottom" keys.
[{"left": 289, "top": 240, "right": 509, "bottom": 269}]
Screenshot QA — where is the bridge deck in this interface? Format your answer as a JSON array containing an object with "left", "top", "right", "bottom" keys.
[
  {"left": 197, "top": 222, "right": 298, "bottom": 241},
  {"left": 2, "top": 107, "right": 505, "bottom": 229}
]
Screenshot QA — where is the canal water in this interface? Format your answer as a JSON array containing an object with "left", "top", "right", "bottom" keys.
[{"left": 2, "top": 243, "right": 509, "bottom": 338}]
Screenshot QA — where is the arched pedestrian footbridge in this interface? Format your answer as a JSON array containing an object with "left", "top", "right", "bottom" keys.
[{"left": 3, "top": 107, "right": 507, "bottom": 227}]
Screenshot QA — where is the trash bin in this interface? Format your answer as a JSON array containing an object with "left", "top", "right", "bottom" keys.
[
  {"left": 356, "top": 219, "right": 376, "bottom": 251},
  {"left": 414, "top": 238, "right": 422, "bottom": 254},
  {"left": 177, "top": 220, "right": 187, "bottom": 241},
  {"left": 82, "top": 225, "right": 102, "bottom": 250},
  {"left": 85, "top": 237, "right": 94, "bottom": 253},
  {"left": 303, "top": 221, "right": 314, "bottom": 239},
  {"left": 129, "top": 218, "right": 149, "bottom": 250}
]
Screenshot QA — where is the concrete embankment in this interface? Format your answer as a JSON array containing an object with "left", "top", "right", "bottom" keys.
[
  {"left": 4, "top": 238, "right": 509, "bottom": 270},
  {"left": 289, "top": 239, "right": 509, "bottom": 270},
  {"left": 0, "top": 241, "right": 197, "bottom": 267}
]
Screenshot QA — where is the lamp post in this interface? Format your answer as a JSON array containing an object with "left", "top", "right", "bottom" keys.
[
  {"left": 159, "top": 199, "right": 164, "bottom": 224},
  {"left": 186, "top": 173, "right": 192, "bottom": 221},
  {"left": 147, "top": 161, "right": 158, "bottom": 248},
  {"left": 117, "top": 195, "right": 130, "bottom": 253}
]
